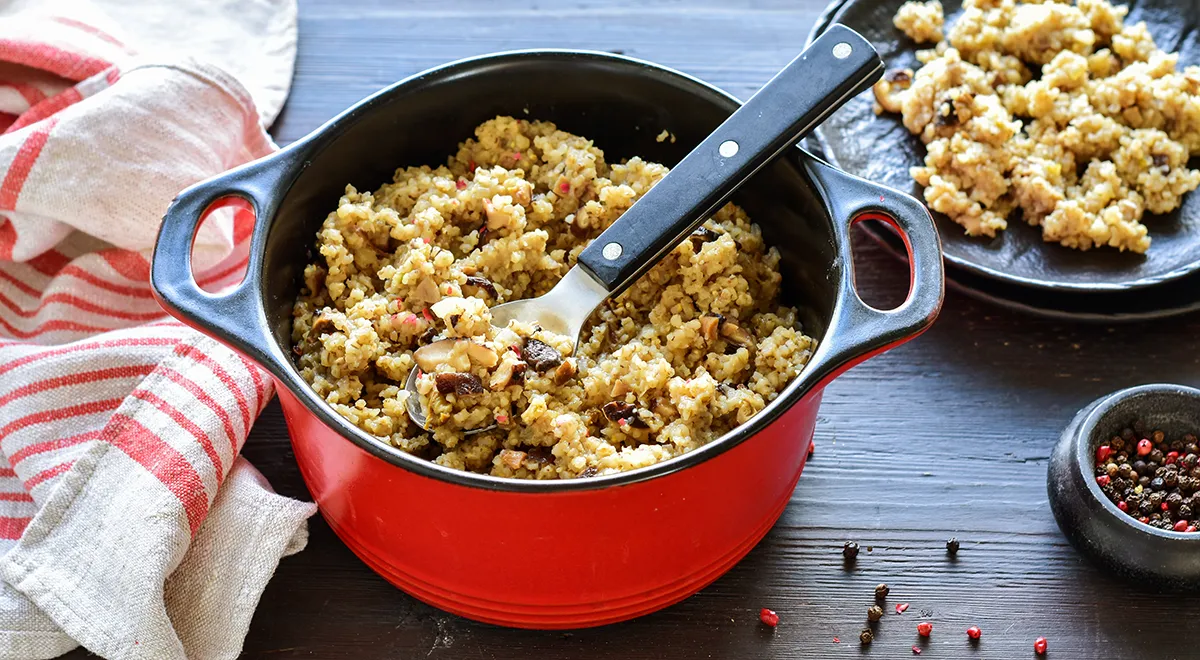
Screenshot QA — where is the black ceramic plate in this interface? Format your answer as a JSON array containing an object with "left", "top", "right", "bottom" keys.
[
  {"left": 808, "top": 0, "right": 1200, "bottom": 292},
  {"left": 860, "top": 217, "right": 1200, "bottom": 321}
]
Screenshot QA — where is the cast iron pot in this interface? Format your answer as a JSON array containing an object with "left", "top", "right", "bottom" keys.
[{"left": 150, "top": 49, "right": 945, "bottom": 628}]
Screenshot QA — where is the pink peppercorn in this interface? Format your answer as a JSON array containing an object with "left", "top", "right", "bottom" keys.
[
  {"left": 1175, "top": 520, "right": 1189, "bottom": 532},
  {"left": 967, "top": 626, "right": 981, "bottom": 640},
  {"left": 917, "top": 621, "right": 932, "bottom": 637},
  {"left": 1118, "top": 501, "right": 1129, "bottom": 512},
  {"left": 1095, "top": 445, "right": 1112, "bottom": 464},
  {"left": 1138, "top": 439, "right": 1154, "bottom": 456},
  {"left": 1034, "top": 637, "right": 1048, "bottom": 655},
  {"left": 456, "top": 178, "right": 466, "bottom": 190},
  {"left": 1167, "top": 451, "right": 1180, "bottom": 464},
  {"left": 759, "top": 608, "right": 778, "bottom": 627},
  {"left": 1096, "top": 475, "right": 1110, "bottom": 487}
]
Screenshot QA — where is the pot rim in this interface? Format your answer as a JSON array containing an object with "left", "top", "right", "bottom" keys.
[
  {"left": 156, "top": 47, "right": 943, "bottom": 493},
  {"left": 1074, "top": 383, "right": 1200, "bottom": 541}
]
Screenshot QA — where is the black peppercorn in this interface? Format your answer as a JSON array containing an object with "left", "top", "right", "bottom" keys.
[
  {"left": 1151, "top": 449, "right": 1165, "bottom": 464},
  {"left": 1133, "top": 460, "right": 1148, "bottom": 475},
  {"left": 1165, "top": 472, "right": 1179, "bottom": 488},
  {"left": 1112, "top": 437, "right": 1126, "bottom": 451},
  {"left": 1167, "top": 493, "right": 1183, "bottom": 511},
  {"left": 1150, "top": 491, "right": 1166, "bottom": 506},
  {"left": 868, "top": 605, "right": 884, "bottom": 622},
  {"left": 1121, "top": 427, "right": 1136, "bottom": 441},
  {"left": 1184, "top": 454, "right": 1198, "bottom": 469},
  {"left": 1139, "top": 476, "right": 1152, "bottom": 486},
  {"left": 946, "top": 538, "right": 960, "bottom": 555},
  {"left": 860, "top": 628, "right": 874, "bottom": 645},
  {"left": 1151, "top": 477, "right": 1166, "bottom": 490},
  {"left": 875, "top": 584, "right": 889, "bottom": 600},
  {"left": 1180, "top": 504, "right": 1193, "bottom": 519},
  {"left": 1171, "top": 439, "right": 1185, "bottom": 452},
  {"left": 1118, "top": 463, "right": 1133, "bottom": 477},
  {"left": 843, "top": 541, "right": 859, "bottom": 560},
  {"left": 1140, "top": 499, "right": 1156, "bottom": 515}
]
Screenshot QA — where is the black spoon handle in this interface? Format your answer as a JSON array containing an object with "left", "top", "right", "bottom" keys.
[{"left": 577, "top": 24, "right": 883, "bottom": 295}]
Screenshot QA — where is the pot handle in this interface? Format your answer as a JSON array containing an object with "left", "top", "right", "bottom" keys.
[
  {"left": 804, "top": 156, "right": 944, "bottom": 376},
  {"left": 150, "top": 157, "right": 283, "bottom": 364}
]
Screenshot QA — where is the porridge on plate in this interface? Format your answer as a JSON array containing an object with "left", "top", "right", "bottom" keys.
[
  {"left": 874, "top": 0, "right": 1200, "bottom": 253},
  {"left": 291, "top": 117, "right": 816, "bottom": 479}
]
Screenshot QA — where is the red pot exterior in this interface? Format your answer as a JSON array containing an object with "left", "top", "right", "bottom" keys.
[{"left": 278, "top": 384, "right": 821, "bottom": 629}]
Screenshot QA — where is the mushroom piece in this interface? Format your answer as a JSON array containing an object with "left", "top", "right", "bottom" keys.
[
  {"left": 688, "top": 225, "right": 719, "bottom": 248},
  {"left": 434, "top": 372, "right": 485, "bottom": 396},
  {"left": 489, "top": 355, "right": 528, "bottom": 390},
  {"left": 463, "top": 275, "right": 498, "bottom": 298},
  {"left": 484, "top": 199, "right": 515, "bottom": 230},
  {"left": 610, "top": 379, "right": 630, "bottom": 398},
  {"left": 464, "top": 341, "right": 499, "bottom": 368},
  {"left": 499, "top": 449, "right": 527, "bottom": 470},
  {"left": 413, "top": 339, "right": 498, "bottom": 373},
  {"left": 719, "top": 320, "right": 755, "bottom": 347},
  {"left": 413, "top": 276, "right": 442, "bottom": 304},
  {"left": 699, "top": 313, "right": 723, "bottom": 343},
  {"left": 553, "top": 359, "right": 577, "bottom": 386},
  {"left": 307, "top": 313, "right": 337, "bottom": 341},
  {"left": 601, "top": 401, "right": 648, "bottom": 428},
  {"left": 414, "top": 339, "right": 459, "bottom": 372},
  {"left": 520, "top": 338, "right": 562, "bottom": 372}
]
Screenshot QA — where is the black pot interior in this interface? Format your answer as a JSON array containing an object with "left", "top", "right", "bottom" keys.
[{"left": 259, "top": 51, "right": 842, "bottom": 379}]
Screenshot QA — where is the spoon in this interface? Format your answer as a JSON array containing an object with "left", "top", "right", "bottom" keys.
[{"left": 406, "top": 24, "right": 883, "bottom": 432}]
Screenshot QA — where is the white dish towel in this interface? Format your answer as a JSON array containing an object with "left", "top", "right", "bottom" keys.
[{"left": 0, "top": 0, "right": 318, "bottom": 658}]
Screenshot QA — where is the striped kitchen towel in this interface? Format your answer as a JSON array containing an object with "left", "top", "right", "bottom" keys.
[{"left": 0, "top": 1, "right": 316, "bottom": 659}]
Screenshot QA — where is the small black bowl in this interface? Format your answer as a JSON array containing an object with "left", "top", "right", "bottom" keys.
[{"left": 1049, "top": 384, "right": 1200, "bottom": 589}]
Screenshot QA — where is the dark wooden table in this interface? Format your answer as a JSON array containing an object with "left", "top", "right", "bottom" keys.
[{"left": 171, "top": 1, "right": 1200, "bottom": 657}]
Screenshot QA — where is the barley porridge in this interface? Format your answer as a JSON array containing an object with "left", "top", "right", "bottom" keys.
[
  {"left": 873, "top": 0, "right": 1200, "bottom": 252},
  {"left": 291, "top": 117, "right": 816, "bottom": 479}
]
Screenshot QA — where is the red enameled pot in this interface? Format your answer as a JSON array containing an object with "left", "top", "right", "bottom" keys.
[{"left": 150, "top": 49, "right": 944, "bottom": 629}]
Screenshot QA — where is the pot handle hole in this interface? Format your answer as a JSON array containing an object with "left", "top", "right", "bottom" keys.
[
  {"left": 805, "top": 158, "right": 945, "bottom": 371},
  {"left": 150, "top": 164, "right": 275, "bottom": 363}
]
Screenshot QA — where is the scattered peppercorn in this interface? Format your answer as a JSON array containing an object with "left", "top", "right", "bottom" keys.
[
  {"left": 946, "top": 538, "right": 960, "bottom": 555},
  {"left": 759, "top": 608, "right": 779, "bottom": 627},
  {"left": 896, "top": 603, "right": 910, "bottom": 614},
  {"left": 912, "top": 646, "right": 922, "bottom": 655},
  {"left": 1099, "top": 421, "right": 1200, "bottom": 532},
  {"left": 917, "top": 621, "right": 933, "bottom": 637},
  {"left": 868, "top": 605, "right": 884, "bottom": 622},
  {"left": 843, "top": 541, "right": 860, "bottom": 560},
  {"left": 1034, "top": 636, "right": 1048, "bottom": 655},
  {"left": 860, "top": 629, "right": 874, "bottom": 645},
  {"left": 967, "top": 626, "right": 981, "bottom": 640},
  {"left": 875, "top": 584, "right": 890, "bottom": 600}
]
